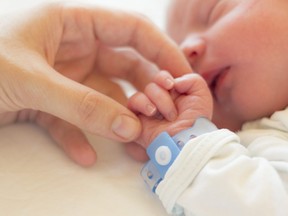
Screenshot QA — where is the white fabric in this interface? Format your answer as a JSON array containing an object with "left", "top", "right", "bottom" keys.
[{"left": 156, "top": 108, "right": 288, "bottom": 216}]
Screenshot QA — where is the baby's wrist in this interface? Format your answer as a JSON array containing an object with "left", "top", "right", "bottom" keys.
[{"left": 141, "top": 117, "right": 217, "bottom": 192}]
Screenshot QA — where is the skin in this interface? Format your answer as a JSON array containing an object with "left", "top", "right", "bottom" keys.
[
  {"left": 0, "top": 2, "right": 191, "bottom": 166},
  {"left": 127, "top": 71, "right": 212, "bottom": 160},
  {"left": 167, "top": 0, "right": 288, "bottom": 131},
  {"left": 126, "top": 0, "right": 288, "bottom": 160}
]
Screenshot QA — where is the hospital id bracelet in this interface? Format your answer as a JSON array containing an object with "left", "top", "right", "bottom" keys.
[{"left": 141, "top": 117, "right": 217, "bottom": 193}]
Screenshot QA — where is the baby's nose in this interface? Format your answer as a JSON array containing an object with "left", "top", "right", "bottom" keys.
[{"left": 180, "top": 36, "right": 206, "bottom": 67}]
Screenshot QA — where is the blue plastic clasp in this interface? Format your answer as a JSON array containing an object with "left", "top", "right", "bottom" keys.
[{"left": 141, "top": 132, "right": 181, "bottom": 193}]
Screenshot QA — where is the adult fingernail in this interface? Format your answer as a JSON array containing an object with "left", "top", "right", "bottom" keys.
[{"left": 112, "top": 115, "right": 140, "bottom": 140}]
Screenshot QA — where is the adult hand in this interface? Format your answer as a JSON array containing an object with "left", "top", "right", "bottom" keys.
[{"left": 0, "top": 2, "right": 191, "bottom": 166}]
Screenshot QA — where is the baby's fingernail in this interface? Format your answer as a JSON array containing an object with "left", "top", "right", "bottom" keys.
[
  {"left": 165, "top": 78, "right": 174, "bottom": 89},
  {"left": 146, "top": 104, "right": 157, "bottom": 115},
  {"left": 112, "top": 115, "right": 140, "bottom": 140}
]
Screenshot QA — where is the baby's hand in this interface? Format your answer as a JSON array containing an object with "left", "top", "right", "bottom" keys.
[
  {"left": 127, "top": 71, "right": 213, "bottom": 160},
  {"left": 128, "top": 70, "right": 177, "bottom": 121}
]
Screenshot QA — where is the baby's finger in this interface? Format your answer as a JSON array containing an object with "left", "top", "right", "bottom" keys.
[
  {"left": 145, "top": 83, "right": 177, "bottom": 121},
  {"left": 128, "top": 92, "right": 157, "bottom": 116},
  {"left": 153, "top": 70, "right": 175, "bottom": 90},
  {"left": 175, "top": 74, "right": 208, "bottom": 94}
]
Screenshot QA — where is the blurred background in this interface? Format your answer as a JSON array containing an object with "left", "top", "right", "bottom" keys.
[{"left": 0, "top": 0, "right": 170, "bottom": 29}]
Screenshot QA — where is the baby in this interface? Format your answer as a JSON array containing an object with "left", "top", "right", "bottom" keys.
[{"left": 127, "top": 0, "right": 288, "bottom": 215}]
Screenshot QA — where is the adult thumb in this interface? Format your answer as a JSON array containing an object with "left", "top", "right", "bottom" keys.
[{"left": 25, "top": 70, "right": 142, "bottom": 142}]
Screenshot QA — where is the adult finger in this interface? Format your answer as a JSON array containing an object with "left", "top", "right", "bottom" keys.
[
  {"left": 36, "top": 113, "right": 97, "bottom": 167},
  {"left": 61, "top": 3, "right": 192, "bottom": 77},
  {"left": 92, "top": 45, "right": 159, "bottom": 91},
  {"left": 82, "top": 73, "right": 128, "bottom": 106},
  {"left": 13, "top": 63, "right": 142, "bottom": 143}
]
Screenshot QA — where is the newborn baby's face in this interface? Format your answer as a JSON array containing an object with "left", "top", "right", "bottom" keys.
[{"left": 166, "top": 0, "right": 288, "bottom": 130}]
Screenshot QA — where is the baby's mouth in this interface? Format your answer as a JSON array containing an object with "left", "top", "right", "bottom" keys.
[{"left": 204, "top": 66, "right": 230, "bottom": 101}]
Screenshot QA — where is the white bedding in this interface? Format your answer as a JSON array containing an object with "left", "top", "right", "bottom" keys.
[{"left": 0, "top": 0, "right": 170, "bottom": 215}]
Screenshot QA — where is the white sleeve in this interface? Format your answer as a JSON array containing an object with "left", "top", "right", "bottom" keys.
[{"left": 155, "top": 129, "right": 288, "bottom": 216}]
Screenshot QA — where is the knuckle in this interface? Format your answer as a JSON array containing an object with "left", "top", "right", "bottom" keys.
[
  {"left": 78, "top": 92, "right": 100, "bottom": 127},
  {"left": 131, "top": 12, "right": 152, "bottom": 26}
]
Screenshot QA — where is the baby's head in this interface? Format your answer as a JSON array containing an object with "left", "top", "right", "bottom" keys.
[{"left": 166, "top": 0, "right": 288, "bottom": 131}]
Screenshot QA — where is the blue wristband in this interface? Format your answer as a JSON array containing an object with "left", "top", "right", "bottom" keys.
[
  {"left": 141, "top": 118, "right": 217, "bottom": 193},
  {"left": 172, "top": 118, "right": 218, "bottom": 148}
]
